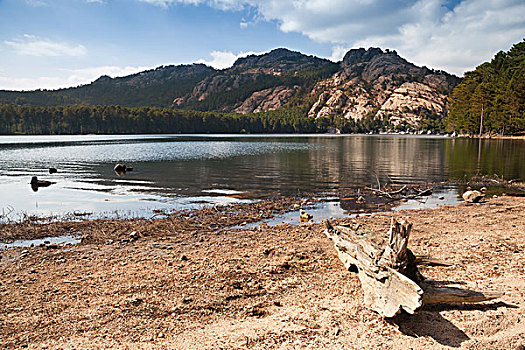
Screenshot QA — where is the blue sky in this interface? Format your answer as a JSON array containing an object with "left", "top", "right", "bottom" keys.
[{"left": 0, "top": 0, "right": 524, "bottom": 90}]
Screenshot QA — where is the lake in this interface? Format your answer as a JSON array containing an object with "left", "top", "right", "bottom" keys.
[{"left": 0, "top": 134, "right": 523, "bottom": 221}]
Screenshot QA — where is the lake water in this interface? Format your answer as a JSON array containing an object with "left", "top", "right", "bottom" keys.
[{"left": 0, "top": 134, "right": 523, "bottom": 221}]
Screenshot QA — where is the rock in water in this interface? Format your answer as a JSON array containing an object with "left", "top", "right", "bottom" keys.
[
  {"left": 114, "top": 163, "right": 133, "bottom": 174},
  {"left": 49, "top": 167, "right": 57, "bottom": 174},
  {"left": 30, "top": 176, "right": 56, "bottom": 191},
  {"left": 114, "top": 163, "right": 127, "bottom": 173}
]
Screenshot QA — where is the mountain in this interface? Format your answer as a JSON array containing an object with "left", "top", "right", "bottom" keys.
[
  {"left": 0, "top": 64, "right": 215, "bottom": 107},
  {"left": 307, "top": 48, "right": 460, "bottom": 129},
  {"left": 0, "top": 47, "right": 461, "bottom": 130},
  {"left": 173, "top": 48, "right": 339, "bottom": 112}
]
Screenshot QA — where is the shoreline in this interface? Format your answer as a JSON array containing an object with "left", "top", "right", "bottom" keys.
[
  {"left": 1, "top": 132, "right": 524, "bottom": 139},
  {"left": 1, "top": 194, "right": 524, "bottom": 349}
]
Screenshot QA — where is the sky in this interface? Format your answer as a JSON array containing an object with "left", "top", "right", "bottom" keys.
[{"left": 0, "top": 0, "right": 524, "bottom": 91}]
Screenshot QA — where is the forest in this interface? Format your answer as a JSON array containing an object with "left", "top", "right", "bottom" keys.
[
  {"left": 446, "top": 39, "right": 525, "bottom": 135},
  {"left": 0, "top": 104, "right": 393, "bottom": 135}
]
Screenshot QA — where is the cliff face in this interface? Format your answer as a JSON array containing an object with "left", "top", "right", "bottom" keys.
[
  {"left": 307, "top": 48, "right": 460, "bottom": 127},
  {"left": 233, "top": 86, "right": 298, "bottom": 114}
]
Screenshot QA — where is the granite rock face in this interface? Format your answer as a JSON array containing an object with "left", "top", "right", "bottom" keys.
[
  {"left": 172, "top": 48, "right": 338, "bottom": 112},
  {"left": 307, "top": 48, "right": 459, "bottom": 127},
  {"left": 234, "top": 86, "right": 298, "bottom": 114}
]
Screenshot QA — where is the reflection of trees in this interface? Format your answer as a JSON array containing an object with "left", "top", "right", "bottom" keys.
[
  {"left": 90, "top": 137, "right": 524, "bottom": 199},
  {"left": 144, "top": 136, "right": 453, "bottom": 197},
  {"left": 445, "top": 138, "right": 525, "bottom": 180},
  {"left": 306, "top": 136, "right": 447, "bottom": 188}
]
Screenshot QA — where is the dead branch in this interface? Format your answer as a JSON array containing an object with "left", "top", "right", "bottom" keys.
[{"left": 323, "top": 219, "right": 502, "bottom": 317}]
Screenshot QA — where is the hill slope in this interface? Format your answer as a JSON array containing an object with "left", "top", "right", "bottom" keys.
[{"left": 0, "top": 47, "right": 461, "bottom": 130}]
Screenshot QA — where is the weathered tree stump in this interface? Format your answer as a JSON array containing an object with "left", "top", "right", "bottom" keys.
[{"left": 324, "top": 218, "right": 502, "bottom": 317}]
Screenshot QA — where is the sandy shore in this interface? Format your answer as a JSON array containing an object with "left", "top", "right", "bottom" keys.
[{"left": 1, "top": 195, "right": 524, "bottom": 349}]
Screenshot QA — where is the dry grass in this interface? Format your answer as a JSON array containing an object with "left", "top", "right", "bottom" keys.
[{"left": 0, "top": 196, "right": 524, "bottom": 349}]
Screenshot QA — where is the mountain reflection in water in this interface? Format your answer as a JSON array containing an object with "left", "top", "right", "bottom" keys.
[{"left": 0, "top": 134, "right": 523, "bottom": 219}]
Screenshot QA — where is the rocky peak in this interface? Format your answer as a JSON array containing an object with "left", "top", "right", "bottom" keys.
[
  {"left": 308, "top": 47, "right": 461, "bottom": 128},
  {"left": 232, "top": 48, "right": 334, "bottom": 71},
  {"left": 340, "top": 47, "right": 441, "bottom": 84},
  {"left": 341, "top": 47, "right": 385, "bottom": 66},
  {"left": 92, "top": 75, "right": 112, "bottom": 84}
]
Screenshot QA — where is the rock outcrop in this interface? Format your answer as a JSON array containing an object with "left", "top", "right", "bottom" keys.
[
  {"left": 307, "top": 48, "right": 459, "bottom": 127},
  {"left": 171, "top": 48, "right": 338, "bottom": 113},
  {"left": 234, "top": 86, "right": 298, "bottom": 113}
]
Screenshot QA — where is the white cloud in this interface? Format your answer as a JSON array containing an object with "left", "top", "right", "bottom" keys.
[
  {"left": 138, "top": 0, "right": 244, "bottom": 10},
  {"left": 4, "top": 35, "right": 87, "bottom": 57},
  {"left": 139, "top": 0, "right": 172, "bottom": 8},
  {"left": 140, "top": 0, "right": 525, "bottom": 75},
  {"left": 0, "top": 65, "right": 152, "bottom": 91},
  {"left": 245, "top": 0, "right": 525, "bottom": 75},
  {"left": 329, "top": 45, "right": 351, "bottom": 62},
  {"left": 351, "top": 0, "right": 525, "bottom": 74},
  {"left": 196, "top": 50, "right": 263, "bottom": 69},
  {"left": 25, "top": 0, "right": 48, "bottom": 7}
]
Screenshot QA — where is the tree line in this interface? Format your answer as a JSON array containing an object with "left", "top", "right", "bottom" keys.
[
  {"left": 446, "top": 39, "right": 525, "bottom": 135},
  {"left": 0, "top": 103, "right": 403, "bottom": 135},
  {"left": 0, "top": 104, "right": 319, "bottom": 135}
]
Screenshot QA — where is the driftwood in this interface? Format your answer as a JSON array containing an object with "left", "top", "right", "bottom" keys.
[{"left": 324, "top": 218, "right": 502, "bottom": 317}]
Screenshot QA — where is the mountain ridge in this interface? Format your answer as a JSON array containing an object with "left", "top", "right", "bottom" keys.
[{"left": 0, "top": 47, "right": 460, "bottom": 129}]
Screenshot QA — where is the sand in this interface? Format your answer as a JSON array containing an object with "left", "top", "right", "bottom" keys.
[{"left": 0, "top": 195, "right": 524, "bottom": 349}]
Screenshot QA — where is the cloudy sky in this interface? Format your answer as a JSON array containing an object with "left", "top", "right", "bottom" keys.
[{"left": 0, "top": 0, "right": 524, "bottom": 90}]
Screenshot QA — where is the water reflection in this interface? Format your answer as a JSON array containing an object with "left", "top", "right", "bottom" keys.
[
  {"left": 0, "top": 134, "right": 523, "bottom": 219},
  {"left": 444, "top": 138, "right": 525, "bottom": 180}
]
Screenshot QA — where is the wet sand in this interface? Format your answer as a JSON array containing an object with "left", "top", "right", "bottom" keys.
[{"left": 1, "top": 195, "right": 524, "bottom": 349}]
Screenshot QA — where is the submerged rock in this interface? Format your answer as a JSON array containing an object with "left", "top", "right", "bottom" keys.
[
  {"left": 30, "top": 176, "right": 56, "bottom": 191},
  {"left": 114, "top": 163, "right": 134, "bottom": 175}
]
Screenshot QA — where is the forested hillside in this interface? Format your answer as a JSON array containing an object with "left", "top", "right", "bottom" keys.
[
  {"left": 447, "top": 39, "right": 525, "bottom": 135},
  {"left": 0, "top": 104, "right": 318, "bottom": 134},
  {"left": 0, "top": 104, "right": 390, "bottom": 135},
  {"left": 0, "top": 64, "right": 215, "bottom": 108},
  {"left": 0, "top": 49, "right": 338, "bottom": 112},
  {"left": 8, "top": 42, "right": 525, "bottom": 135}
]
